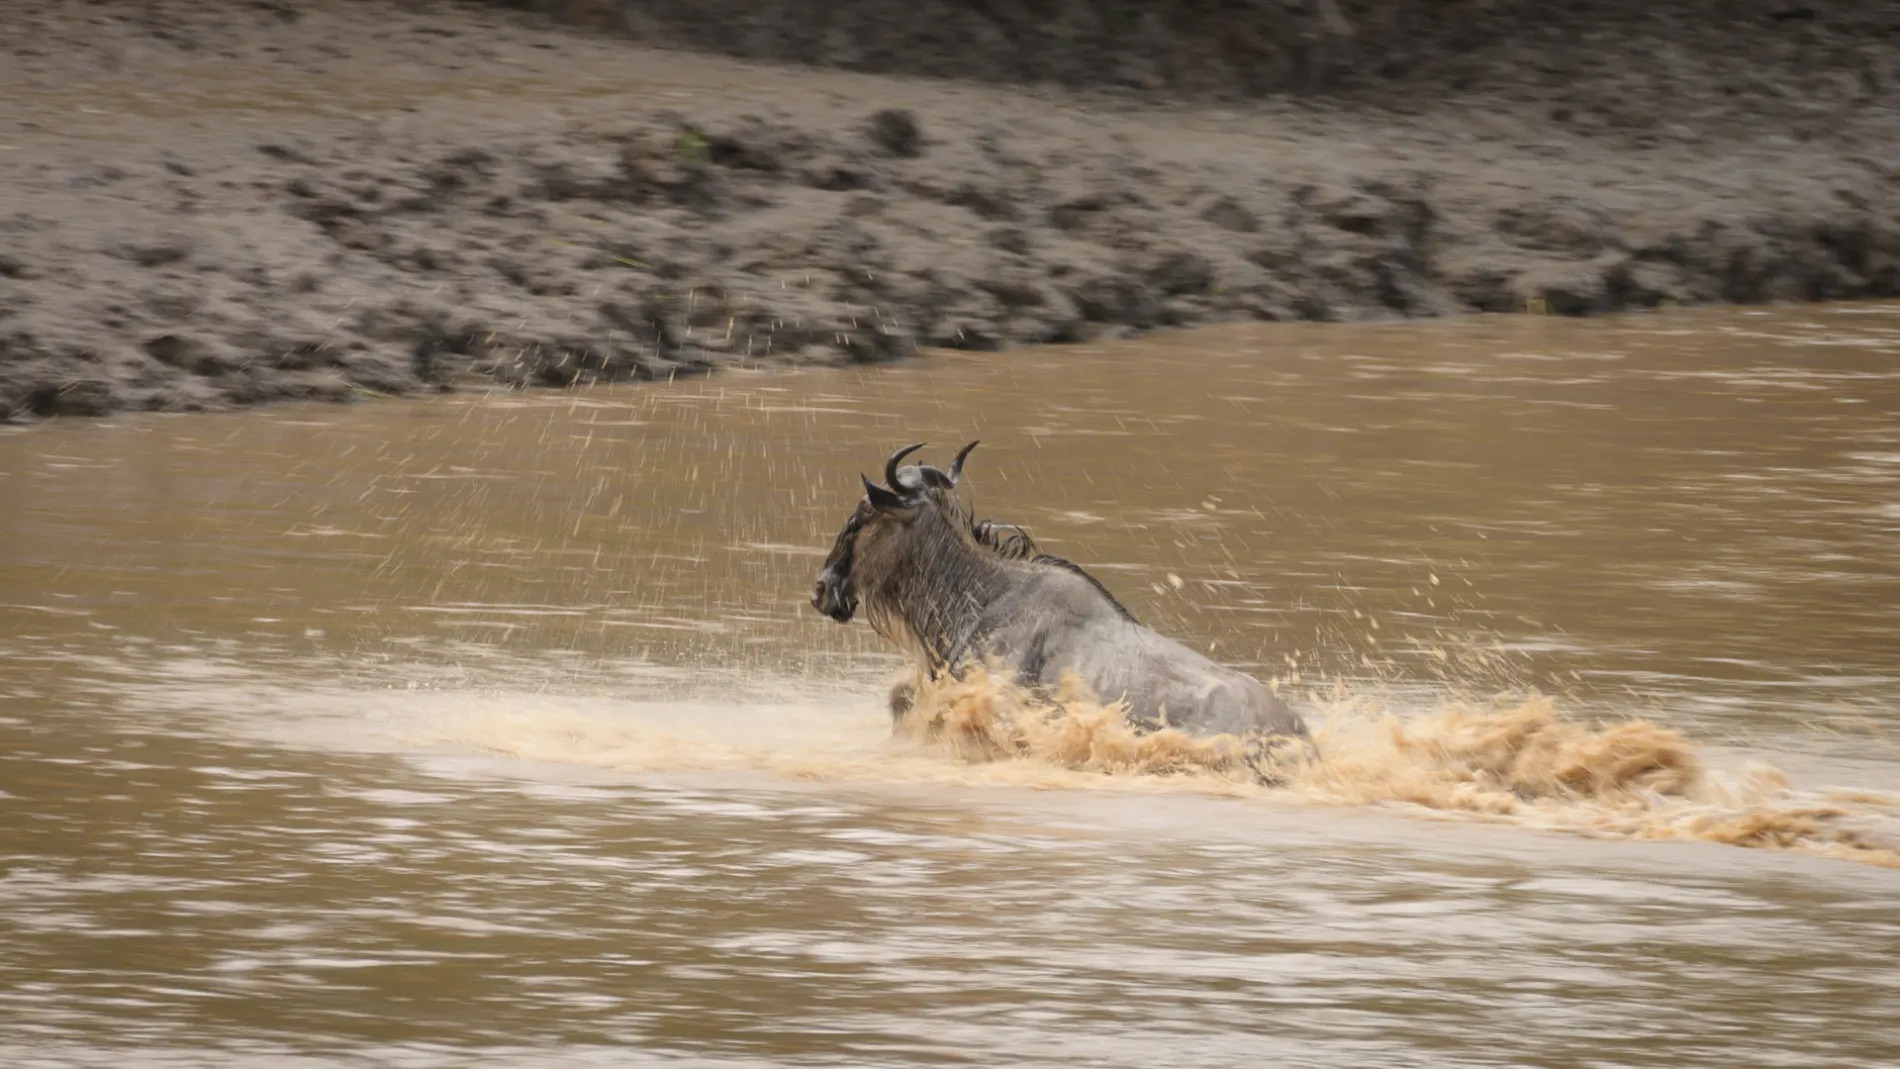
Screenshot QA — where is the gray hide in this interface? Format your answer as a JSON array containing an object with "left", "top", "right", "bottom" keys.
[{"left": 812, "top": 443, "right": 1309, "bottom": 748}]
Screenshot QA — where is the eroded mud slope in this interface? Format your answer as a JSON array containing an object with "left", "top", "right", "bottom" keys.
[{"left": 2, "top": 0, "right": 1897, "bottom": 420}]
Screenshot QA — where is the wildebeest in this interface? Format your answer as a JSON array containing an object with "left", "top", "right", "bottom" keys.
[{"left": 811, "top": 442, "right": 1310, "bottom": 764}]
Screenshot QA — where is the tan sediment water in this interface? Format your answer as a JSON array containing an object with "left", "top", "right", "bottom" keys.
[
  {"left": 4, "top": 307, "right": 1899, "bottom": 1066},
  {"left": 381, "top": 663, "right": 1898, "bottom": 872}
]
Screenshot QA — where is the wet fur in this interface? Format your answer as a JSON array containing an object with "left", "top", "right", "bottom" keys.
[
  {"left": 815, "top": 459, "right": 1310, "bottom": 762},
  {"left": 969, "top": 519, "right": 1137, "bottom": 622}
]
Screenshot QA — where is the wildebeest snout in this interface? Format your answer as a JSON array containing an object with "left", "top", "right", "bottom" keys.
[{"left": 811, "top": 570, "right": 856, "bottom": 622}]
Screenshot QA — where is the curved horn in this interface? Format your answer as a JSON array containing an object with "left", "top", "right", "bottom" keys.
[
  {"left": 884, "top": 442, "right": 926, "bottom": 490},
  {"left": 948, "top": 440, "right": 980, "bottom": 485}
]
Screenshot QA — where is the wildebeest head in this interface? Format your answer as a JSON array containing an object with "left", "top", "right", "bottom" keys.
[{"left": 811, "top": 440, "right": 979, "bottom": 623}]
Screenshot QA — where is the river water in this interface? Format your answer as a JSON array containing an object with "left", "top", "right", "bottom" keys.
[{"left": 3, "top": 307, "right": 1899, "bottom": 1067}]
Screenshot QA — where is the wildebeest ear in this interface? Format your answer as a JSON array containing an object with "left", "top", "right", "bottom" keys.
[{"left": 861, "top": 474, "right": 916, "bottom": 516}]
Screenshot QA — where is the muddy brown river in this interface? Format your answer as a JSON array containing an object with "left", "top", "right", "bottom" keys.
[{"left": 4, "top": 307, "right": 1900, "bottom": 1067}]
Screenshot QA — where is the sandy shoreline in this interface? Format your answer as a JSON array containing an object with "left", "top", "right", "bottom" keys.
[{"left": 3, "top": 0, "right": 1897, "bottom": 421}]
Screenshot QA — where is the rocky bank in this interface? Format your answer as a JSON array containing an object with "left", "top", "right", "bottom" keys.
[{"left": 2, "top": 0, "right": 1898, "bottom": 421}]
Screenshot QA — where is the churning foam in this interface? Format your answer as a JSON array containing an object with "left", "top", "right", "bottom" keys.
[
  {"left": 390, "top": 664, "right": 1900, "bottom": 871},
  {"left": 898, "top": 666, "right": 1900, "bottom": 869}
]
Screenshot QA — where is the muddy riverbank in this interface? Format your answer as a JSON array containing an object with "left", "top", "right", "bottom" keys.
[{"left": 3, "top": 0, "right": 1899, "bottom": 421}]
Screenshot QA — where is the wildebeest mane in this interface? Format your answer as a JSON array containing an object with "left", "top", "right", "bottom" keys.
[{"left": 964, "top": 510, "right": 1138, "bottom": 623}]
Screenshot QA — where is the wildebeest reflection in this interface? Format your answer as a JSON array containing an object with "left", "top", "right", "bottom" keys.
[{"left": 812, "top": 442, "right": 1310, "bottom": 765}]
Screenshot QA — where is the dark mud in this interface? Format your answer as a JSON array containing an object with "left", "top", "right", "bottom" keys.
[
  {"left": 3, "top": 0, "right": 1899, "bottom": 421},
  {"left": 537, "top": 0, "right": 1900, "bottom": 107}
]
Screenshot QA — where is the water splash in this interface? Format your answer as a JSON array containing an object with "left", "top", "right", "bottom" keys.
[
  {"left": 887, "top": 666, "right": 1900, "bottom": 869},
  {"left": 214, "top": 654, "right": 1899, "bottom": 871},
  {"left": 897, "top": 667, "right": 1270, "bottom": 781}
]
